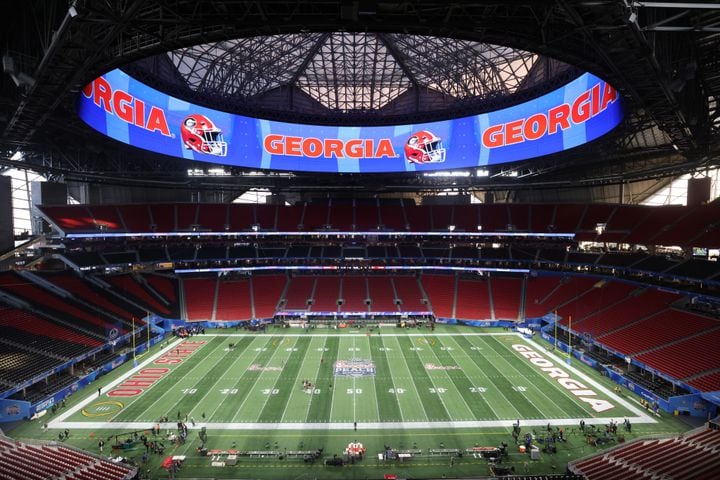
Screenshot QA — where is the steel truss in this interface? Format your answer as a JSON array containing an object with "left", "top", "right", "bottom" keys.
[{"left": 0, "top": 1, "right": 718, "bottom": 193}]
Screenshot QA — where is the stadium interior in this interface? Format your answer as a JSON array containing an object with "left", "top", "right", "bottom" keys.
[{"left": 1, "top": 1, "right": 720, "bottom": 479}]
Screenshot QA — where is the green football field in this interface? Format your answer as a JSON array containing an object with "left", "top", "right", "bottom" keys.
[
  {"left": 57, "top": 330, "right": 644, "bottom": 428},
  {"left": 34, "top": 326, "right": 679, "bottom": 479}
]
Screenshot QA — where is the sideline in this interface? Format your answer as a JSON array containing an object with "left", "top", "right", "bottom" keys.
[{"left": 51, "top": 415, "right": 658, "bottom": 431}]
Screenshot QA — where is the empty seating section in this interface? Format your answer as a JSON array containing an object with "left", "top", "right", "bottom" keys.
[
  {"left": 553, "top": 204, "right": 585, "bottom": 232},
  {"left": 183, "top": 277, "right": 217, "bottom": 321},
  {"left": 142, "top": 273, "right": 177, "bottom": 303},
  {"left": 667, "top": 258, "right": 720, "bottom": 278},
  {"left": 105, "top": 274, "right": 171, "bottom": 315},
  {"left": 422, "top": 275, "right": 455, "bottom": 318},
  {"left": 0, "top": 307, "right": 101, "bottom": 348},
  {"left": 229, "top": 204, "right": 255, "bottom": 230},
  {"left": 255, "top": 205, "right": 277, "bottom": 230},
  {"left": 355, "top": 202, "right": 379, "bottom": 230},
  {"left": 636, "top": 329, "right": 720, "bottom": 380},
  {"left": 0, "top": 437, "right": 134, "bottom": 480},
  {"left": 303, "top": 204, "right": 329, "bottom": 230},
  {"left": 528, "top": 204, "right": 555, "bottom": 232},
  {"left": 116, "top": 204, "right": 151, "bottom": 231},
  {"left": 404, "top": 206, "right": 432, "bottom": 231},
  {"left": 479, "top": 204, "right": 509, "bottom": 231},
  {"left": 328, "top": 203, "right": 353, "bottom": 230},
  {"left": 215, "top": 279, "right": 252, "bottom": 320},
  {"left": 521, "top": 277, "right": 560, "bottom": 318},
  {"left": 276, "top": 204, "right": 304, "bottom": 231},
  {"left": 340, "top": 277, "right": 368, "bottom": 312},
  {"left": 538, "top": 276, "right": 596, "bottom": 324},
  {"left": 505, "top": 204, "right": 529, "bottom": 230},
  {"left": 575, "top": 289, "right": 677, "bottom": 338},
  {"left": 0, "top": 272, "right": 122, "bottom": 336},
  {"left": 598, "top": 308, "right": 714, "bottom": 354},
  {"left": 490, "top": 277, "right": 521, "bottom": 320},
  {"left": 452, "top": 205, "right": 479, "bottom": 231},
  {"left": 691, "top": 223, "right": 720, "bottom": 248},
  {"left": 688, "top": 370, "right": 720, "bottom": 392},
  {"left": 624, "top": 205, "right": 686, "bottom": 245},
  {"left": 37, "top": 203, "right": 720, "bottom": 249},
  {"left": 455, "top": 278, "right": 491, "bottom": 320},
  {"left": 197, "top": 204, "right": 228, "bottom": 231},
  {"left": 311, "top": 277, "right": 340, "bottom": 312},
  {"left": 378, "top": 204, "right": 406, "bottom": 230},
  {"left": 579, "top": 204, "right": 615, "bottom": 230},
  {"left": 367, "top": 276, "right": 397, "bottom": 311},
  {"left": 87, "top": 205, "right": 123, "bottom": 230},
  {"left": 632, "top": 255, "right": 680, "bottom": 272},
  {"left": 41, "top": 205, "right": 95, "bottom": 231},
  {"left": 283, "top": 276, "right": 315, "bottom": 310},
  {"left": 556, "top": 281, "right": 634, "bottom": 327},
  {"left": 149, "top": 204, "right": 175, "bottom": 232},
  {"left": 572, "top": 429, "right": 720, "bottom": 480},
  {"left": 44, "top": 273, "right": 135, "bottom": 323},
  {"left": 652, "top": 206, "right": 717, "bottom": 246},
  {"left": 431, "top": 205, "right": 453, "bottom": 230},
  {"left": 177, "top": 204, "right": 199, "bottom": 230},
  {"left": 0, "top": 344, "right": 61, "bottom": 385},
  {"left": 393, "top": 276, "right": 427, "bottom": 311},
  {"left": 252, "top": 275, "right": 286, "bottom": 318}
]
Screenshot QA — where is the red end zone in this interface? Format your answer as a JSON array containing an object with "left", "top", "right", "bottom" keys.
[{"left": 107, "top": 341, "right": 205, "bottom": 398}]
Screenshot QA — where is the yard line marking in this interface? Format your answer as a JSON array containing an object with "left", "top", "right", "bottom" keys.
[
  {"left": 195, "top": 337, "right": 267, "bottom": 422},
  {"left": 296, "top": 336, "right": 327, "bottom": 423},
  {"left": 483, "top": 336, "right": 596, "bottom": 418},
  {"left": 273, "top": 336, "right": 316, "bottom": 423},
  {"left": 461, "top": 335, "right": 529, "bottom": 419},
  {"left": 441, "top": 335, "right": 506, "bottom": 420},
  {"left": 387, "top": 335, "right": 431, "bottom": 422},
  {"left": 424, "top": 336, "right": 476, "bottom": 421},
  {"left": 230, "top": 335, "right": 288, "bottom": 423},
  {"left": 376, "top": 334, "right": 406, "bottom": 421},
  {"left": 128, "top": 337, "right": 228, "bottom": 423},
  {"left": 523, "top": 335, "right": 654, "bottom": 422},
  {"left": 49, "top": 337, "right": 186, "bottom": 427},
  {"left": 352, "top": 336, "right": 357, "bottom": 422}
]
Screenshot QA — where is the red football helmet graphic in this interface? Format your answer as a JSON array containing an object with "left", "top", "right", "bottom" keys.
[
  {"left": 180, "top": 114, "right": 227, "bottom": 156},
  {"left": 404, "top": 130, "right": 446, "bottom": 164}
]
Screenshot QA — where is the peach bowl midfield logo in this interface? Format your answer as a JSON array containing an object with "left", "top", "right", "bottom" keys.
[{"left": 334, "top": 359, "right": 376, "bottom": 377}]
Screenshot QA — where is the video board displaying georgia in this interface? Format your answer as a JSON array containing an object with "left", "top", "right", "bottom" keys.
[{"left": 77, "top": 68, "right": 623, "bottom": 173}]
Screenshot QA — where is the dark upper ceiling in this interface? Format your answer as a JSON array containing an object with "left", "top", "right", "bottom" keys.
[{"left": 0, "top": 1, "right": 719, "bottom": 194}]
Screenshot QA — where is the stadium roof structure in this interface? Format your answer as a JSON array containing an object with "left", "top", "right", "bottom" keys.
[
  {"left": 124, "top": 32, "right": 577, "bottom": 124},
  {"left": 0, "top": 1, "right": 719, "bottom": 195}
]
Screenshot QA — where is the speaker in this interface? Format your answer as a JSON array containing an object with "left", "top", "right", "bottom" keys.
[{"left": 687, "top": 177, "right": 711, "bottom": 206}]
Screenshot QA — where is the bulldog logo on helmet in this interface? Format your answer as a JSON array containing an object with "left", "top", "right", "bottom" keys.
[
  {"left": 404, "top": 130, "right": 446, "bottom": 164},
  {"left": 181, "top": 114, "right": 227, "bottom": 156}
]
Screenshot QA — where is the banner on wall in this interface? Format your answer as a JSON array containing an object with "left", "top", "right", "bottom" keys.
[
  {"left": 78, "top": 69, "right": 623, "bottom": 173},
  {"left": 0, "top": 399, "right": 31, "bottom": 422}
]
